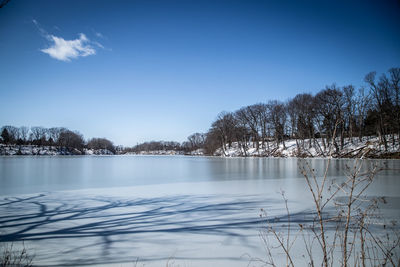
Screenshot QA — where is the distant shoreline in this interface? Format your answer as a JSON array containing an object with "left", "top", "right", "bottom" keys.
[
  {"left": 0, "top": 144, "right": 114, "bottom": 156},
  {"left": 1, "top": 141, "right": 399, "bottom": 159}
]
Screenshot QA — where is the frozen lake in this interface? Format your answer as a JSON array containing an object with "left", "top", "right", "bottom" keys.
[{"left": 0, "top": 156, "right": 399, "bottom": 266}]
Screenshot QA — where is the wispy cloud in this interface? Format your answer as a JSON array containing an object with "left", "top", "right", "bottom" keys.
[
  {"left": 33, "top": 20, "right": 102, "bottom": 62},
  {"left": 95, "top": 32, "right": 104, "bottom": 38},
  {"left": 93, "top": 41, "right": 104, "bottom": 49}
]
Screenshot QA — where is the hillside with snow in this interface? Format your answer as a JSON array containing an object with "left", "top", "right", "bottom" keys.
[
  {"left": 213, "top": 135, "right": 400, "bottom": 159},
  {"left": 2, "top": 135, "right": 399, "bottom": 159}
]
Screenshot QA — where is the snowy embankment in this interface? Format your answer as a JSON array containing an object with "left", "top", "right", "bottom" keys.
[
  {"left": 0, "top": 144, "right": 114, "bottom": 156},
  {"left": 2, "top": 135, "right": 399, "bottom": 158},
  {"left": 214, "top": 135, "right": 400, "bottom": 158}
]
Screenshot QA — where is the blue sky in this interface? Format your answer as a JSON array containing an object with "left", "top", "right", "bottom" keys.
[{"left": 1, "top": 0, "right": 399, "bottom": 146}]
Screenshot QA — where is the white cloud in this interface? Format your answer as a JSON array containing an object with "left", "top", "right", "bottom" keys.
[
  {"left": 33, "top": 20, "right": 102, "bottom": 62},
  {"left": 41, "top": 33, "right": 96, "bottom": 62}
]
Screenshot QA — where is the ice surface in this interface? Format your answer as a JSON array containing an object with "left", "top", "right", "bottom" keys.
[
  {"left": 0, "top": 180, "right": 316, "bottom": 266},
  {"left": 1, "top": 177, "right": 399, "bottom": 266}
]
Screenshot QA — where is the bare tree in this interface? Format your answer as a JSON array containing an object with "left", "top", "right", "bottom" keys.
[
  {"left": 365, "top": 72, "right": 391, "bottom": 151},
  {"left": 255, "top": 103, "right": 270, "bottom": 150},
  {"left": 30, "top": 126, "right": 48, "bottom": 145},
  {"left": 287, "top": 94, "right": 315, "bottom": 151},
  {"left": 388, "top": 68, "right": 400, "bottom": 146},
  {"left": 187, "top": 133, "right": 206, "bottom": 150},
  {"left": 269, "top": 100, "right": 287, "bottom": 149},
  {"left": 19, "top": 126, "right": 29, "bottom": 143},
  {"left": 235, "top": 105, "right": 262, "bottom": 150},
  {"left": 343, "top": 85, "right": 356, "bottom": 143},
  {"left": 87, "top": 138, "right": 115, "bottom": 153},
  {"left": 48, "top": 127, "right": 67, "bottom": 145},
  {"left": 355, "top": 87, "right": 371, "bottom": 142},
  {"left": 210, "top": 112, "right": 238, "bottom": 155},
  {"left": 314, "top": 85, "right": 344, "bottom": 153},
  {"left": 58, "top": 130, "right": 84, "bottom": 150},
  {"left": 204, "top": 128, "right": 222, "bottom": 155}
]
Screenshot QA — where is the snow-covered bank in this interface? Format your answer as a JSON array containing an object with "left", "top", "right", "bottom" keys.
[
  {"left": 120, "top": 136, "right": 400, "bottom": 159},
  {"left": 0, "top": 144, "right": 114, "bottom": 156},
  {"left": 2, "top": 135, "right": 399, "bottom": 159},
  {"left": 214, "top": 135, "right": 400, "bottom": 159}
]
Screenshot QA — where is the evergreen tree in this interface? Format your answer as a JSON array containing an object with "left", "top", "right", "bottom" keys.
[{"left": 1, "top": 128, "right": 10, "bottom": 144}]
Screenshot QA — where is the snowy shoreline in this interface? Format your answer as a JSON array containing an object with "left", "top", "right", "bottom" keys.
[
  {"left": 0, "top": 144, "right": 114, "bottom": 156},
  {"left": 211, "top": 135, "right": 400, "bottom": 159},
  {"left": 1, "top": 135, "right": 400, "bottom": 159}
]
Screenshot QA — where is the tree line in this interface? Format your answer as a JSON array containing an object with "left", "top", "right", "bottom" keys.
[
  {"left": 0, "top": 126, "right": 116, "bottom": 153},
  {"left": 2, "top": 68, "right": 398, "bottom": 156},
  {"left": 122, "top": 133, "right": 206, "bottom": 153},
  {"left": 95, "top": 68, "right": 400, "bottom": 156},
  {"left": 123, "top": 141, "right": 182, "bottom": 153},
  {"left": 200, "top": 68, "right": 399, "bottom": 155}
]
